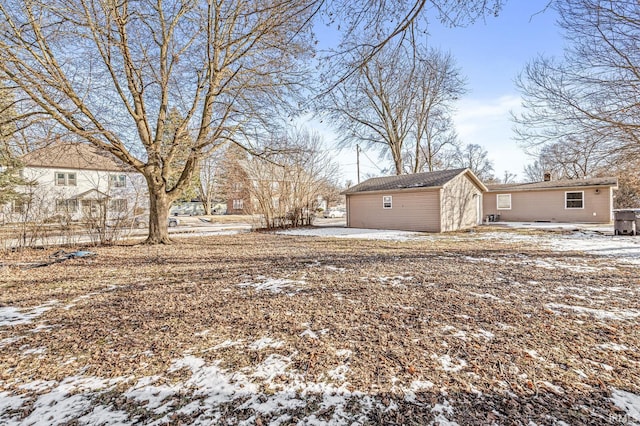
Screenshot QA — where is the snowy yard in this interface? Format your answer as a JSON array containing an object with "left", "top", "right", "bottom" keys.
[{"left": 1, "top": 226, "right": 639, "bottom": 425}]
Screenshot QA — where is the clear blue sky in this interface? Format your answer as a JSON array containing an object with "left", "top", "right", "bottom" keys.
[{"left": 307, "top": 0, "right": 566, "bottom": 184}]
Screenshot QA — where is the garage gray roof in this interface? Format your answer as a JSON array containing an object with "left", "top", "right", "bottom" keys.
[
  {"left": 342, "top": 168, "right": 481, "bottom": 194},
  {"left": 487, "top": 176, "right": 618, "bottom": 192}
]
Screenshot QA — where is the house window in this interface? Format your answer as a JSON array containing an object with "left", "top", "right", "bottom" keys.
[
  {"left": 81, "top": 199, "right": 104, "bottom": 215},
  {"left": 382, "top": 196, "right": 392, "bottom": 209},
  {"left": 110, "top": 174, "right": 126, "bottom": 188},
  {"left": 565, "top": 191, "right": 584, "bottom": 209},
  {"left": 109, "top": 198, "right": 128, "bottom": 212},
  {"left": 233, "top": 199, "right": 244, "bottom": 210},
  {"left": 13, "top": 198, "right": 28, "bottom": 214},
  {"left": 497, "top": 194, "right": 511, "bottom": 210},
  {"left": 56, "top": 199, "right": 79, "bottom": 213},
  {"left": 55, "top": 172, "right": 77, "bottom": 186}
]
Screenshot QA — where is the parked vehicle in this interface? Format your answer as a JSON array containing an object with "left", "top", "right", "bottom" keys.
[
  {"left": 170, "top": 202, "right": 205, "bottom": 216},
  {"left": 323, "top": 208, "right": 346, "bottom": 218},
  {"left": 133, "top": 216, "right": 180, "bottom": 228}
]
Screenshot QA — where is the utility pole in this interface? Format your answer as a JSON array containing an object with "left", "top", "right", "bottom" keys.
[{"left": 356, "top": 144, "right": 360, "bottom": 184}]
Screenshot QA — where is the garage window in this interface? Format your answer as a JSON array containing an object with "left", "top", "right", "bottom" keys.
[
  {"left": 382, "top": 196, "right": 392, "bottom": 209},
  {"left": 565, "top": 191, "right": 584, "bottom": 209},
  {"left": 497, "top": 194, "right": 511, "bottom": 210}
]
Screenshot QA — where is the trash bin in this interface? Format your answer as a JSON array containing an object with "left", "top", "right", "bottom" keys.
[{"left": 614, "top": 210, "right": 636, "bottom": 236}]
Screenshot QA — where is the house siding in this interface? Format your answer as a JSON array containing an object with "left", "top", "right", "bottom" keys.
[
  {"left": 346, "top": 189, "right": 441, "bottom": 232},
  {"left": 5, "top": 166, "right": 147, "bottom": 223},
  {"left": 440, "top": 173, "right": 483, "bottom": 232},
  {"left": 483, "top": 187, "right": 614, "bottom": 223}
]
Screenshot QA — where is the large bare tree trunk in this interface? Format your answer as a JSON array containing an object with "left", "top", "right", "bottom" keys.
[{"left": 147, "top": 188, "right": 171, "bottom": 244}]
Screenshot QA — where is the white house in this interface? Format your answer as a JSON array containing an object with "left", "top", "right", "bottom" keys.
[{"left": 5, "top": 143, "right": 147, "bottom": 224}]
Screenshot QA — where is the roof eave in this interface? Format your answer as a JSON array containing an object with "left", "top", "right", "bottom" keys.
[
  {"left": 487, "top": 182, "right": 618, "bottom": 193},
  {"left": 343, "top": 185, "right": 445, "bottom": 196}
]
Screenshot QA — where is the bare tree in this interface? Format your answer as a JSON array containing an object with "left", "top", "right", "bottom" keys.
[
  {"left": 0, "top": 83, "right": 30, "bottom": 208},
  {"left": 451, "top": 143, "right": 494, "bottom": 181},
  {"left": 245, "top": 128, "right": 338, "bottom": 229},
  {"left": 198, "top": 150, "right": 223, "bottom": 215},
  {"left": 0, "top": 0, "right": 314, "bottom": 243},
  {"left": 514, "top": 0, "right": 640, "bottom": 160},
  {"left": 319, "top": 1, "right": 503, "bottom": 89},
  {"left": 327, "top": 41, "right": 466, "bottom": 175},
  {"left": 502, "top": 170, "right": 517, "bottom": 184},
  {"left": 407, "top": 50, "right": 466, "bottom": 173}
]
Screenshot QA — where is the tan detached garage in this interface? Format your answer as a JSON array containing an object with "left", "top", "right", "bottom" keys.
[
  {"left": 343, "top": 168, "right": 487, "bottom": 233},
  {"left": 483, "top": 177, "right": 618, "bottom": 223}
]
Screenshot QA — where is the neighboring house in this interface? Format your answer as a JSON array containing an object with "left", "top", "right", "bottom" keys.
[
  {"left": 343, "top": 168, "right": 487, "bottom": 233},
  {"left": 5, "top": 143, "right": 147, "bottom": 223},
  {"left": 483, "top": 176, "right": 618, "bottom": 223},
  {"left": 226, "top": 180, "right": 252, "bottom": 215}
]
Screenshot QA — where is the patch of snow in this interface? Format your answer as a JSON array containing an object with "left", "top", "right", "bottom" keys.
[
  {"left": 300, "top": 329, "right": 318, "bottom": 339},
  {"left": 19, "top": 380, "right": 57, "bottom": 392},
  {"left": 238, "top": 276, "right": 306, "bottom": 294},
  {"left": 325, "top": 265, "right": 347, "bottom": 272},
  {"left": 597, "top": 343, "right": 629, "bottom": 351},
  {"left": 611, "top": 388, "right": 640, "bottom": 423},
  {"left": 541, "top": 381, "right": 564, "bottom": 394},
  {"left": 0, "top": 351, "right": 455, "bottom": 426},
  {"left": 30, "top": 324, "right": 55, "bottom": 333},
  {"left": 403, "top": 380, "right": 435, "bottom": 403},
  {"left": 335, "top": 349, "right": 352, "bottom": 358},
  {"left": 0, "top": 336, "right": 24, "bottom": 348},
  {"left": 469, "top": 292, "right": 502, "bottom": 301},
  {"left": 533, "top": 258, "right": 611, "bottom": 273},
  {"left": 78, "top": 405, "right": 130, "bottom": 425},
  {"left": 545, "top": 303, "right": 640, "bottom": 321},
  {"left": 434, "top": 354, "right": 467, "bottom": 373},
  {"left": 573, "top": 369, "right": 588, "bottom": 379},
  {"left": 0, "top": 300, "right": 57, "bottom": 327},
  {"left": 432, "top": 399, "right": 459, "bottom": 426},
  {"left": 277, "top": 227, "right": 429, "bottom": 241},
  {"left": 547, "top": 233, "right": 640, "bottom": 265},
  {"left": 474, "top": 329, "right": 495, "bottom": 340},
  {"left": 378, "top": 275, "right": 414, "bottom": 286},
  {"left": 0, "top": 391, "right": 24, "bottom": 417},
  {"left": 210, "top": 339, "right": 244, "bottom": 351},
  {"left": 21, "top": 346, "right": 46, "bottom": 355},
  {"left": 125, "top": 380, "right": 180, "bottom": 413},
  {"left": 327, "top": 365, "right": 349, "bottom": 382},
  {"left": 452, "top": 330, "right": 467, "bottom": 340},
  {"left": 7, "top": 376, "right": 122, "bottom": 426},
  {"left": 248, "top": 337, "right": 284, "bottom": 350}
]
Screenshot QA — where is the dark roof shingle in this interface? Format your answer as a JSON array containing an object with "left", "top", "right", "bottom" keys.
[
  {"left": 487, "top": 176, "right": 618, "bottom": 192},
  {"left": 343, "top": 168, "right": 472, "bottom": 194}
]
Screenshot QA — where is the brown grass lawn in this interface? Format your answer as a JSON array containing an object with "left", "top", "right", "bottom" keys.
[{"left": 0, "top": 229, "right": 638, "bottom": 425}]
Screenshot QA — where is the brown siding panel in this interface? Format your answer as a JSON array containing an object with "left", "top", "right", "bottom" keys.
[
  {"left": 483, "top": 187, "right": 613, "bottom": 223},
  {"left": 347, "top": 190, "right": 441, "bottom": 232},
  {"left": 441, "top": 174, "right": 483, "bottom": 232}
]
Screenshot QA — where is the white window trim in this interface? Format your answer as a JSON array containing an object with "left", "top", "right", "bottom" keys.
[
  {"left": 55, "top": 171, "right": 77, "bottom": 186},
  {"left": 496, "top": 194, "right": 512, "bottom": 210},
  {"left": 382, "top": 196, "right": 392, "bottom": 209},
  {"left": 565, "top": 191, "right": 584, "bottom": 209},
  {"left": 110, "top": 174, "right": 126, "bottom": 188}
]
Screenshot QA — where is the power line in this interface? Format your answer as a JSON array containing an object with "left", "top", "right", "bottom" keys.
[{"left": 359, "top": 149, "right": 385, "bottom": 173}]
